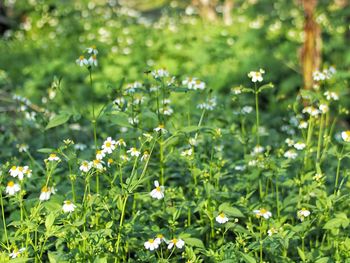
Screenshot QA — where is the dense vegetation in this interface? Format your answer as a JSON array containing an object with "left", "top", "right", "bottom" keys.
[{"left": 0, "top": 0, "right": 350, "bottom": 262}]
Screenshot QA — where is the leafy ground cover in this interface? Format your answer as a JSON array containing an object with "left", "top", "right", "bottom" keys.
[{"left": 0, "top": 1, "right": 350, "bottom": 262}]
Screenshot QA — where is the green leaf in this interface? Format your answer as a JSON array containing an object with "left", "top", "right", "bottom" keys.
[
  {"left": 45, "top": 212, "right": 56, "bottom": 230},
  {"left": 315, "top": 257, "right": 331, "bottom": 263},
  {"left": 258, "top": 82, "right": 274, "bottom": 93},
  {"left": 297, "top": 247, "right": 306, "bottom": 261},
  {"left": 182, "top": 237, "right": 205, "bottom": 249},
  {"left": 238, "top": 252, "right": 256, "bottom": 263},
  {"left": 45, "top": 112, "right": 71, "bottom": 130},
  {"left": 109, "top": 112, "right": 133, "bottom": 128},
  {"left": 37, "top": 148, "right": 55, "bottom": 153},
  {"left": 219, "top": 203, "right": 245, "bottom": 217},
  {"left": 180, "top": 126, "right": 200, "bottom": 133}
]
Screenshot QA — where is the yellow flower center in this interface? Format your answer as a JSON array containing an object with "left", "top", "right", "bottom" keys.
[
  {"left": 148, "top": 239, "right": 154, "bottom": 244},
  {"left": 157, "top": 234, "right": 163, "bottom": 239},
  {"left": 91, "top": 45, "right": 96, "bottom": 49},
  {"left": 96, "top": 150, "right": 102, "bottom": 155},
  {"left": 158, "top": 124, "right": 164, "bottom": 129},
  {"left": 108, "top": 159, "right": 113, "bottom": 164},
  {"left": 41, "top": 186, "right": 49, "bottom": 192},
  {"left": 156, "top": 186, "right": 161, "bottom": 191},
  {"left": 219, "top": 213, "right": 225, "bottom": 218},
  {"left": 260, "top": 208, "right": 267, "bottom": 214},
  {"left": 172, "top": 238, "right": 177, "bottom": 244},
  {"left": 11, "top": 166, "right": 16, "bottom": 170},
  {"left": 345, "top": 131, "right": 350, "bottom": 137},
  {"left": 49, "top": 154, "right": 56, "bottom": 158},
  {"left": 106, "top": 142, "right": 111, "bottom": 147},
  {"left": 92, "top": 55, "right": 96, "bottom": 60},
  {"left": 7, "top": 181, "right": 15, "bottom": 187},
  {"left": 65, "top": 200, "right": 71, "bottom": 205},
  {"left": 93, "top": 159, "right": 100, "bottom": 165},
  {"left": 18, "top": 166, "right": 24, "bottom": 172},
  {"left": 79, "top": 55, "right": 85, "bottom": 60}
]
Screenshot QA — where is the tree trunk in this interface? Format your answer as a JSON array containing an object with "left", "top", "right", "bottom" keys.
[
  {"left": 300, "top": 0, "right": 322, "bottom": 90},
  {"left": 223, "top": 0, "right": 234, "bottom": 25},
  {"left": 192, "top": 0, "right": 218, "bottom": 22}
]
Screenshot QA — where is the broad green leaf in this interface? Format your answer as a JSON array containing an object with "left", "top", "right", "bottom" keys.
[
  {"left": 297, "top": 247, "right": 306, "bottom": 261},
  {"left": 45, "top": 212, "right": 56, "bottom": 230},
  {"left": 219, "top": 203, "right": 245, "bottom": 217},
  {"left": 238, "top": 252, "right": 256, "bottom": 263},
  {"left": 182, "top": 237, "right": 205, "bottom": 249},
  {"left": 45, "top": 112, "right": 71, "bottom": 130}
]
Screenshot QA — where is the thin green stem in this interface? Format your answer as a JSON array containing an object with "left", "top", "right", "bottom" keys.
[
  {"left": 0, "top": 190, "right": 9, "bottom": 250},
  {"left": 255, "top": 85, "right": 260, "bottom": 146},
  {"left": 116, "top": 195, "right": 128, "bottom": 255}
]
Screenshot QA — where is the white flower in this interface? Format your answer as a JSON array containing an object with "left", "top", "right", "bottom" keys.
[
  {"left": 160, "top": 106, "right": 174, "bottom": 116},
  {"left": 150, "top": 180, "right": 164, "bottom": 200},
  {"left": 128, "top": 117, "right": 139, "bottom": 125},
  {"left": 102, "top": 137, "right": 116, "bottom": 154},
  {"left": 17, "top": 143, "right": 29, "bottom": 152},
  {"left": 76, "top": 55, "right": 88, "bottom": 67},
  {"left": 284, "top": 149, "right": 298, "bottom": 159},
  {"left": 9, "top": 248, "right": 25, "bottom": 259},
  {"left": 79, "top": 161, "right": 92, "bottom": 173},
  {"left": 154, "top": 124, "right": 167, "bottom": 133},
  {"left": 107, "top": 158, "right": 114, "bottom": 167},
  {"left": 181, "top": 148, "right": 193, "bottom": 157},
  {"left": 248, "top": 69, "right": 265, "bottom": 82},
  {"left": 62, "top": 200, "right": 76, "bottom": 213},
  {"left": 88, "top": 55, "right": 98, "bottom": 67},
  {"left": 86, "top": 45, "right": 98, "bottom": 55},
  {"left": 48, "top": 153, "right": 60, "bottom": 162},
  {"left": 268, "top": 227, "right": 279, "bottom": 236},
  {"left": 312, "top": 70, "right": 326, "bottom": 81},
  {"left": 92, "top": 159, "right": 104, "bottom": 170},
  {"left": 298, "top": 121, "right": 308, "bottom": 129},
  {"left": 39, "top": 186, "right": 54, "bottom": 201},
  {"left": 324, "top": 91, "right": 339, "bottom": 101},
  {"left": 285, "top": 138, "right": 295, "bottom": 147},
  {"left": 341, "top": 130, "right": 350, "bottom": 142},
  {"left": 253, "top": 208, "right": 272, "bottom": 219},
  {"left": 120, "top": 154, "right": 130, "bottom": 162},
  {"left": 5, "top": 181, "right": 20, "bottom": 196},
  {"left": 294, "top": 142, "right": 306, "bottom": 150},
  {"left": 251, "top": 145, "right": 264, "bottom": 155},
  {"left": 235, "top": 165, "right": 246, "bottom": 171},
  {"left": 241, "top": 106, "right": 253, "bottom": 114},
  {"left": 297, "top": 208, "right": 310, "bottom": 221},
  {"left": 319, "top": 104, "right": 329, "bottom": 114},
  {"left": 141, "top": 151, "right": 150, "bottom": 161},
  {"left": 9, "top": 166, "right": 31, "bottom": 180},
  {"left": 113, "top": 97, "right": 125, "bottom": 109},
  {"left": 116, "top": 138, "right": 126, "bottom": 147},
  {"left": 216, "top": 212, "right": 229, "bottom": 224},
  {"left": 143, "top": 133, "right": 153, "bottom": 142},
  {"left": 197, "top": 97, "right": 217, "bottom": 111},
  {"left": 231, "top": 86, "right": 242, "bottom": 95},
  {"left": 152, "top": 68, "right": 169, "bottom": 78},
  {"left": 127, "top": 147, "right": 141, "bottom": 157},
  {"left": 144, "top": 239, "right": 159, "bottom": 251},
  {"left": 96, "top": 150, "right": 105, "bottom": 160},
  {"left": 154, "top": 234, "right": 164, "bottom": 245},
  {"left": 302, "top": 106, "right": 320, "bottom": 117},
  {"left": 167, "top": 238, "right": 185, "bottom": 250}
]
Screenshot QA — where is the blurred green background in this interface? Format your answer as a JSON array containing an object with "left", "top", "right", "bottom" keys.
[{"left": 0, "top": 0, "right": 349, "bottom": 158}]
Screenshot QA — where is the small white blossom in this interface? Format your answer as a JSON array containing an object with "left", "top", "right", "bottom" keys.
[
  {"left": 253, "top": 208, "right": 272, "bottom": 219},
  {"left": 181, "top": 148, "right": 193, "bottom": 157},
  {"left": 298, "top": 121, "right": 308, "bottom": 129},
  {"left": 294, "top": 142, "right": 306, "bottom": 150},
  {"left": 79, "top": 161, "right": 92, "bottom": 173},
  {"left": 102, "top": 137, "right": 116, "bottom": 154},
  {"left": 241, "top": 106, "right": 253, "bottom": 114},
  {"left": 154, "top": 124, "right": 167, "bottom": 133},
  {"left": 319, "top": 104, "right": 329, "bottom": 114},
  {"left": 92, "top": 159, "right": 104, "bottom": 170},
  {"left": 76, "top": 55, "right": 88, "bottom": 67},
  {"left": 39, "top": 186, "right": 54, "bottom": 201},
  {"left": 86, "top": 45, "right": 98, "bottom": 55},
  {"left": 150, "top": 180, "right": 164, "bottom": 200},
  {"left": 341, "top": 130, "right": 350, "bottom": 142},
  {"left": 284, "top": 149, "right": 298, "bottom": 159},
  {"left": 167, "top": 238, "right": 185, "bottom": 250},
  {"left": 268, "top": 227, "right": 279, "bottom": 236},
  {"left": 116, "top": 138, "right": 126, "bottom": 147},
  {"left": 285, "top": 138, "right": 295, "bottom": 147},
  {"left": 5, "top": 181, "right": 20, "bottom": 196},
  {"left": 297, "top": 208, "right": 310, "bottom": 221},
  {"left": 248, "top": 69, "right": 265, "bottom": 82},
  {"left": 152, "top": 68, "right": 169, "bottom": 78},
  {"left": 216, "top": 212, "right": 229, "bottom": 224},
  {"left": 88, "top": 55, "right": 98, "bottom": 67},
  {"left": 127, "top": 147, "right": 141, "bottom": 157},
  {"left": 62, "top": 200, "right": 76, "bottom": 213},
  {"left": 9, "top": 248, "right": 25, "bottom": 259},
  {"left": 324, "top": 91, "right": 339, "bottom": 101},
  {"left": 144, "top": 239, "right": 159, "bottom": 251},
  {"left": 47, "top": 153, "right": 60, "bottom": 162}
]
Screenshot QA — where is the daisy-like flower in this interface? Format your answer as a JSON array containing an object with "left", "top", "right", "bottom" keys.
[
  {"left": 160, "top": 106, "right": 174, "bottom": 116},
  {"left": 79, "top": 161, "right": 92, "bottom": 173},
  {"left": 116, "top": 138, "right": 126, "bottom": 147},
  {"left": 285, "top": 138, "right": 295, "bottom": 147},
  {"left": 297, "top": 208, "right": 310, "bottom": 221},
  {"left": 231, "top": 86, "right": 242, "bottom": 95},
  {"left": 302, "top": 106, "right": 320, "bottom": 117},
  {"left": 9, "top": 248, "right": 25, "bottom": 259},
  {"left": 150, "top": 180, "right": 164, "bottom": 200},
  {"left": 253, "top": 208, "right": 272, "bottom": 219},
  {"left": 120, "top": 154, "right": 130, "bottom": 162},
  {"left": 17, "top": 143, "right": 29, "bottom": 152},
  {"left": 268, "top": 227, "right": 279, "bottom": 236},
  {"left": 167, "top": 238, "right": 185, "bottom": 250},
  {"left": 107, "top": 158, "right": 114, "bottom": 167},
  {"left": 341, "top": 130, "right": 350, "bottom": 142},
  {"left": 92, "top": 159, "right": 104, "bottom": 170},
  {"left": 248, "top": 69, "right": 265, "bottom": 82},
  {"left": 144, "top": 239, "right": 159, "bottom": 251},
  {"left": 39, "top": 186, "right": 53, "bottom": 201},
  {"left": 155, "top": 234, "right": 164, "bottom": 245},
  {"left": 294, "top": 142, "right": 306, "bottom": 150},
  {"left": 251, "top": 145, "right": 264, "bottom": 155},
  {"left": 319, "top": 104, "right": 329, "bottom": 114},
  {"left": 216, "top": 212, "right": 229, "bottom": 224},
  {"left": 284, "top": 149, "right": 298, "bottom": 159},
  {"left": 324, "top": 91, "right": 339, "bottom": 101},
  {"left": 127, "top": 147, "right": 141, "bottom": 157},
  {"left": 298, "top": 120, "right": 308, "bottom": 129},
  {"left": 312, "top": 70, "right": 326, "bottom": 81},
  {"left": 197, "top": 97, "right": 217, "bottom": 111},
  {"left": 87, "top": 45, "right": 98, "bottom": 55},
  {"left": 62, "top": 200, "right": 76, "bottom": 213},
  {"left": 241, "top": 106, "right": 253, "bottom": 114},
  {"left": 88, "top": 55, "right": 98, "bottom": 67},
  {"left": 141, "top": 151, "right": 150, "bottom": 161},
  {"left": 76, "top": 55, "right": 88, "bottom": 67},
  {"left": 193, "top": 79, "right": 206, "bottom": 90},
  {"left": 152, "top": 68, "right": 169, "bottom": 79},
  {"left": 181, "top": 148, "right": 193, "bottom": 157},
  {"left": 96, "top": 150, "right": 105, "bottom": 160},
  {"left": 143, "top": 133, "right": 153, "bottom": 142},
  {"left": 9, "top": 166, "right": 31, "bottom": 180},
  {"left": 5, "top": 181, "right": 20, "bottom": 196},
  {"left": 154, "top": 124, "right": 167, "bottom": 133},
  {"left": 48, "top": 153, "right": 60, "bottom": 162},
  {"left": 102, "top": 137, "right": 116, "bottom": 154}
]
